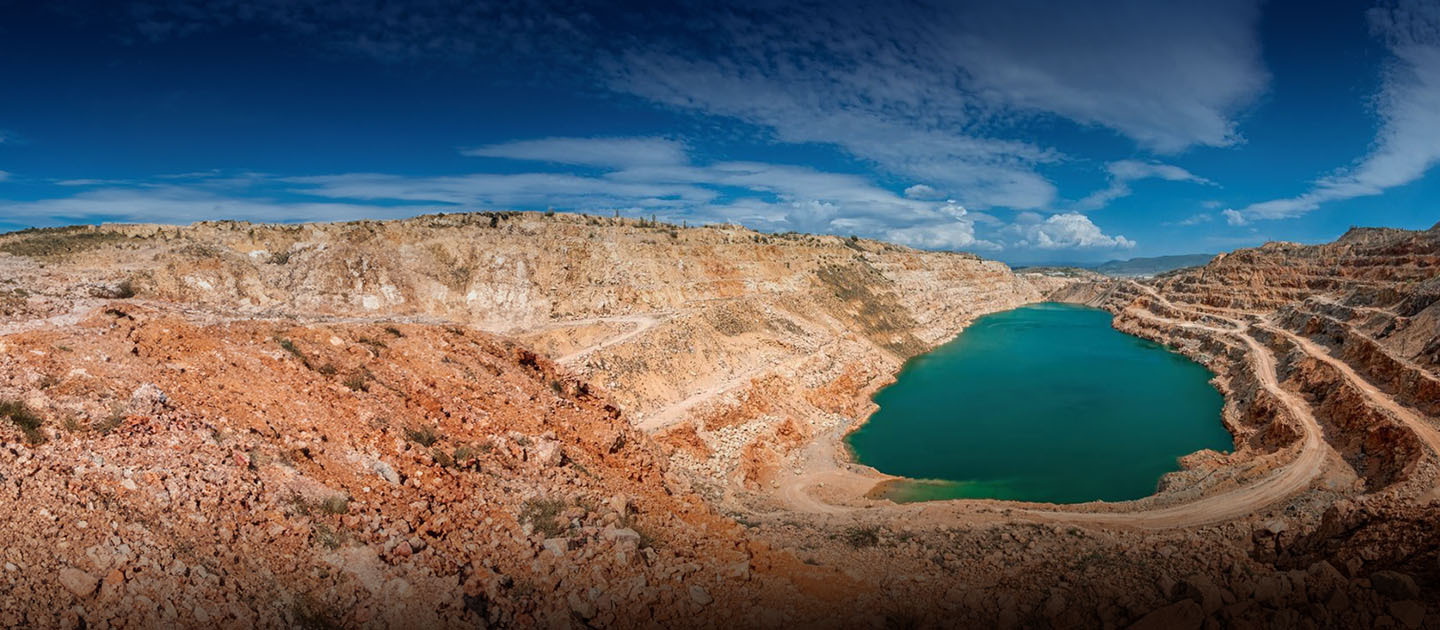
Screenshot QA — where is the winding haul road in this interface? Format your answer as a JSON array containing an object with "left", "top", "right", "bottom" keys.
[
  {"left": 538, "top": 280, "right": 1439, "bottom": 530},
  {"left": 551, "top": 313, "right": 663, "bottom": 365}
]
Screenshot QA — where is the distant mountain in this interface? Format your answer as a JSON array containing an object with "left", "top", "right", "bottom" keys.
[{"left": 1092, "top": 253, "right": 1214, "bottom": 277}]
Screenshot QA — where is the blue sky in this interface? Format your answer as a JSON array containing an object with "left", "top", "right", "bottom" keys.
[{"left": 1, "top": 0, "right": 1438, "bottom": 264}]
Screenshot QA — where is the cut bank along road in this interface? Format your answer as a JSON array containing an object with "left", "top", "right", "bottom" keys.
[{"left": 1260, "top": 322, "right": 1440, "bottom": 484}]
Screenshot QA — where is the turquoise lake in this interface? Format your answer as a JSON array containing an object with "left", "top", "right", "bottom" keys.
[{"left": 846, "top": 302, "right": 1232, "bottom": 504}]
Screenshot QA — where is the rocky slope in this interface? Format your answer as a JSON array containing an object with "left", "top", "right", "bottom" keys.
[{"left": 2, "top": 214, "right": 1438, "bottom": 628}]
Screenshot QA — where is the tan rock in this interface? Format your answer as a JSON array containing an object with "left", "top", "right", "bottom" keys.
[{"left": 58, "top": 568, "right": 98, "bottom": 597}]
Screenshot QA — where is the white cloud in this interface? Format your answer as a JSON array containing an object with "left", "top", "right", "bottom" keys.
[
  {"left": 608, "top": 57, "right": 1061, "bottom": 210},
  {"left": 289, "top": 155, "right": 987, "bottom": 245},
  {"left": 114, "top": 2, "right": 1268, "bottom": 214},
  {"left": 1013, "top": 212, "right": 1136, "bottom": 249},
  {"left": 285, "top": 172, "right": 717, "bottom": 209},
  {"left": 1234, "top": 1, "right": 1440, "bottom": 223},
  {"left": 4, "top": 137, "right": 1159, "bottom": 256},
  {"left": 1074, "top": 159, "right": 1213, "bottom": 210},
  {"left": 903, "top": 184, "right": 941, "bottom": 200},
  {"left": 603, "top": 0, "right": 1264, "bottom": 208},
  {"left": 461, "top": 136, "right": 688, "bottom": 169},
  {"left": 950, "top": 1, "right": 1266, "bottom": 153},
  {"left": 886, "top": 221, "right": 999, "bottom": 251},
  {"left": 1222, "top": 209, "right": 1247, "bottom": 225},
  {"left": 0, "top": 186, "right": 431, "bottom": 226},
  {"left": 1174, "top": 213, "right": 1214, "bottom": 226}
]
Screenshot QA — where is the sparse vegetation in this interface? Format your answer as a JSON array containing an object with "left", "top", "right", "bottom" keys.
[
  {"left": 383, "top": 325, "right": 403, "bottom": 337},
  {"left": 316, "top": 363, "right": 338, "bottom": 376},
  {"left": 406, "top": 426, "right": 439, "bottom": 447},
  {"left": 319, "top": 495, "right": 350, "bottom": 515},
  {"left": 0, "top": 227, "right": 127, "bottom": 259},
  {"left": 816, "top": 263, "right": 924, "bottom": 356},
  {"left": 94, "top": 406, "right": 126, "bottom": 434},
  {"left": 431, "top": 446, "right": 456, "bottom": 468},
  {"left": 276, "top": 337, "right": 307, "bottom": 362},
  {"left": 453, "top": 443, "right": 485, "bottom": 465},
  {"left": 290, "top": 593, "right": 344, "bottom": 630},
  {"left": 311, "top": 523, "right": 345, "bottom": 550},
  {"left": 520, "top": 497, "right": 568, "bottom": 537},
  {"left": 343, "top": 372, "right": 369, "bottom": 392},
  {"left": 357, "top": 336, "right": 386, "bottom": 352},
  {"left": 1, "top": 399, "right": 45, "bottom": 444},
  {"left": 843, "top": 525, "right": 881, "bottom": 549}
]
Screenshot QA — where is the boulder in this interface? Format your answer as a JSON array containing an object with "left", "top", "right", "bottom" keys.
[
  {"left": 689, "top": 585, "right": 712, "bottom": 606},
  {"left": 58, "top": 568, "right": 98, "bottom": 597},
  {"left": 533, "top": 439, "right": 563, "bottom": 467},
  {"left": 1371, "top": 571, "right": 1420, "bottom": 601}
]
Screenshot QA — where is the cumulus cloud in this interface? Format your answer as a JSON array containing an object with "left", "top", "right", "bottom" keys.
[
  {"left": 903, "top": 184, "right": 942, "bottom": 200},
  {"left": 1234, "top": 0, "right": 1440, "bottom": 223},
  {"left": 462, "top": 136, "right": 688, "bottom": 169},
  {"left": 886, "top": 221, "right": 999, "bottom": 251},
  {"left": 1222, "top": 208, "right": 1248, "bottom": 225},
  {"left": 1075, "top": 160, "right": 1213, "bottom": 210},
  {"left": 1013, "top": 212, "right": 1136, "bottom": 250}
]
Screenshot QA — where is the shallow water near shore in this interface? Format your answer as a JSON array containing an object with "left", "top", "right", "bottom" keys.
[{"left": 846, "top": 302, "right": 1231, "bottom": 504}]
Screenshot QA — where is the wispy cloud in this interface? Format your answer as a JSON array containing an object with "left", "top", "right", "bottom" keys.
[
  {"left": 0, "top": 185, "right": 432, "bottom": 227},
  {"left": 1234, "top": 0, "right": 1440, "bottom": 223},
  {"left": 1074, "top": 160, "right": 1213, "bottom": 210},
  {"left": 285, "top": 171, "right": 716, "bottom": 209},
  {"left": 0, "top": 137, "right": 1137, "bottom": 254},
  {"left": 600, "top": 0, "right": 1263, "bottom": 210},
  {"left": 1171, "top": 213, "right": 1215, "bottom": 226},
  {"left": 121, "top": 1, "right": 1267, "bottom": 213},
  {"left": 937, "top": 0, "right": 1267, "bottom": 153},
  {"left": 462, "top": 136, "right": 688, "bottom": 169}
]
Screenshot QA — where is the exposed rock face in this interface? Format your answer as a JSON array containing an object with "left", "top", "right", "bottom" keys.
[
  {"left": 2, "top": 215, "right": 1438, "bottom": 628},
  {"left": 0, "top": 307, "right": 859, "bottom": 627}
]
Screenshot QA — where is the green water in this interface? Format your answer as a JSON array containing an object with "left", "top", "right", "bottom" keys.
[{"left": 846, "top": 302, "right": 1231, "bottom": 504}]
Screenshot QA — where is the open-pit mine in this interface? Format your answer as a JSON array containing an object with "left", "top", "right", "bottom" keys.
[{"left": 1, "top": 212, "right": 1437, "bottom": 628}]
